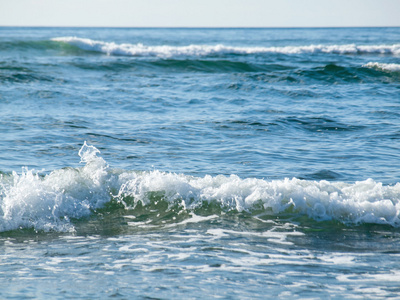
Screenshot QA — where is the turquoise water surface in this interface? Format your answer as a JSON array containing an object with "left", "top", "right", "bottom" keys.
[{"left": 1, "top": 27, "right": 400, "bottom": 298}]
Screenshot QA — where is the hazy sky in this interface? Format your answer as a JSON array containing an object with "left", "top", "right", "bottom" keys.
[{"left": 1, "top": 0, "right": 399, "bottom": 27}]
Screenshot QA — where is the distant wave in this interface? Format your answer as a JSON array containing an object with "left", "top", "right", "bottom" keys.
[
  {"left": 51, "top": 37, "right": 400, "bottom": 57},
  {"left": 363, "top": 62, "right": 400, "bottom": 72},
  {"left": 1, "top": 142, "right": 400, "bottom": 232}
]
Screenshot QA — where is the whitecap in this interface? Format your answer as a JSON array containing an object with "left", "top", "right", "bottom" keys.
[
  {"left": 363, "top": 62, "right": 400, "bottom": 72},
  {"left": 0, "top": 142, "right": 113, "bottom": 232},
  {"left": 52, "top": 37, "right": 400, "bottom": 57},
  {"left": 2, "top": 142, "right": 400, "bottom": 232}
]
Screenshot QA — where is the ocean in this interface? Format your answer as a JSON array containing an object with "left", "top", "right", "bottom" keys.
[{"left": 1, "top": 26, "right": 400, "bottom": 298}]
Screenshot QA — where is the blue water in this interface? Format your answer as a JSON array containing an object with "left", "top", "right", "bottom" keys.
[{"left": 1, "top": 27, "right": 400, "bottom": 299}]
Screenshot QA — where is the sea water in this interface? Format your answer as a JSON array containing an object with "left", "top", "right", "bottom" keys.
[{"left": 1, "top": 27, "right": 400, "bottom": 298}]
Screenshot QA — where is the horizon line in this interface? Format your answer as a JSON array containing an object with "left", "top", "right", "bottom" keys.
[{"left": 1, "top": 25, "right": 399, "bottom": 29}]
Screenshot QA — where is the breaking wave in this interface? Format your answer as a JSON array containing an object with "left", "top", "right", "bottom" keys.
[
  {"left": 1, "top": 142, "right": 400, "bottom": 232},
  {"left": 363, "top": 62, "right": 400, "bottom": 72},
  {"left": 51, "top": 37, "right": 400, "bottom": 57}
]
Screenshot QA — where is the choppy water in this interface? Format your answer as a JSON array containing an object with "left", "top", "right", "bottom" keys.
[{"left": 1, "top": 27, "right": 400, "bottom": 299}]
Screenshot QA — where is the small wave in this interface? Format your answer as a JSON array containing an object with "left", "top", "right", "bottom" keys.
[
  {"left": 0, "top": 40, "right": 84, "bottom": 54},
  {"left": 279, "top": 116, "right": 365, "bottom": 132},
  {"left": 0, "top": 73, "right": 55, "bottom": 84},
  {"left": 51, "top": 37, "right": 400, "bottom": 57},
  {"left": 363, "top": 62, "right": 400, "bottom": 72},
  {"left": 0, "top": 142, "right": 113, "bottom": 232},
  {"left": 1, "top": 142, "right": 400, "bottom": 232},
  {"left": 69, "top": 59, "right": 287, "bottom": 73}
]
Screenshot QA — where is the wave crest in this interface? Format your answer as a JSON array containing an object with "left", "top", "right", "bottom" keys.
[
  {"left": 0, "top": 142, "right": 112, "bottom": 232},
  {"left": 1, "top": 143, "right": 400, "bottom": 232},
  {"left": 117, "top": 171, "right": 400, "bottom": 226},
  {"left": 52, "top": 37, "right": 400, "bottom": 57},
  {"left": 363, "top": 62, "right": 400, "bottom": 72}
]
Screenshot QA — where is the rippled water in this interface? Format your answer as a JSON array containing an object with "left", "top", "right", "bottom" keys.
[{"left": 1, "top": 27, "right": 400, "bottom": 298}]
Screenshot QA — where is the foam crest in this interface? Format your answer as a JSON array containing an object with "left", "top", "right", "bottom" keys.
[
  {"left": 363, "top": 62, "right": 400, "bottom": 72},
  {"left": 1, "top": 143, "right": 400, "bottom": 232},
  {"left": 0, "top": 142, "right": 113, "bottom": 232},
  {"left": 117, "top": 171, "right": 400, "bottom": 226},
  {"left": 52, "top": 37, "right": 400, "bottom": 57}
]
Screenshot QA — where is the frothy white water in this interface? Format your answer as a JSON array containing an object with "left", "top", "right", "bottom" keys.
[
  {"left": 1, "top": 143, "right": 400, "bottom": 232},
  {"left": 52, "top": 37, "right": 400, "bottom": 57},
  {"left": 0, "top": 142, "right": 113, "bottom": 232},
  {"left": 363, "top": 62, "right": 400, "bottom": 72},
  {"left": 118, "top": 170, "right": 400, "bottom": 226}
]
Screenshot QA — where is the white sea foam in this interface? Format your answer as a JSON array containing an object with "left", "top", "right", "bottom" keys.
[
  {"left": 117, "top": 170, "right": 400, "bottom": 226},
  {"left": 0, "top": 142, "right": 113, "bottom": 232},
  {"left": 1, "top": 142, "right": 400, "bottom": 232},
  {"left": 363, "top": 62, "right": 400, "bottom": 72},
  {"left": 52, "top": 37, "right": 400, "bottom": 57}
]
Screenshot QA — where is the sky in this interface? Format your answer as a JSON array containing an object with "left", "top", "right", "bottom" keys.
[{"left": 0, "top": 0, "right": 399, "bottom": 27}]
